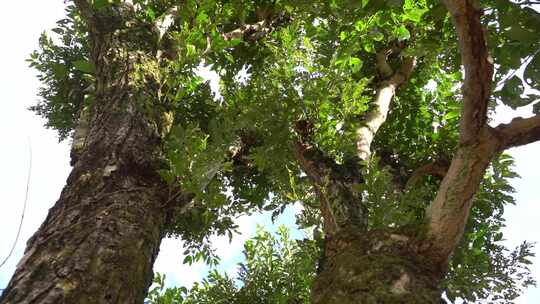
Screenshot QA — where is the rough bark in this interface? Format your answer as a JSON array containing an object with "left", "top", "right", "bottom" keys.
[
  {"left": 0, "top": 69, "right": 169, "bottom": 304},
  {"left": 294, "top": 140, "right": 366, "bottom": 237},
  {"left": 1, "top": 2, "right": 288, "bottom": 302},
  {"left": 312, "top": 229, "right": 443, "bottom": 304},
  {"left": 0, "top": 93, "right": 168, "bottom": 303},
  {"left": 1, "top": 4, "right": 174, "bottom": 303}
]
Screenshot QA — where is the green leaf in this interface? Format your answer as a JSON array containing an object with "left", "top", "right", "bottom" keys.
[
  {"left": 196, "top": 11, "right": 209, "bottom": 24},
  {"left": 187, "top": 44, "right": 197, "bottom": 57},
  {"left": 51, "top": 63, "right": 67, "bottom": 78},
  {"left": 505, "top": 25, "right": 537, "bottom": 43},
  {"left": 443, "top": 110, "right": 460, "bottom": 121},
  {"left": 404, "top": 10, "right": 427, "bottom": 23},
  {"left": 363, "top": 41, "right": 375, "bottom": 53},
  {"left": 146, "top": 7, "right": 156, "bottom": 21},
  {"left": 72, "top": 59, "right": 95, "bottom": 74},
  {"left": 394, "top": 25, "right": 410, "bottom": 41},
  {"left": 349, "top": 57, "right": 363, "bottom": 73},
  {"left": 368, "top": 30, "right": 384, "bottom": 41}
]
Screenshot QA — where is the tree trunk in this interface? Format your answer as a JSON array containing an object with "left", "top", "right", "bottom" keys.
[
  {"left": 312, "top": 229, "right": 443, "bottom": 304},
  {"left": 1, "top": 12, "right": 172, "bottom": 303},
  {"left": 0, "top": 70, "right": 168, "bottom": 304}
]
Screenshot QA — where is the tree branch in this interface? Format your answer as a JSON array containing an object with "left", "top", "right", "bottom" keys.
[
  {"left": 495, "top": 115, "right": 540, "bottom": 150},
  {"left": 356, "top": 56, "right": 416, "bottom": 161},
  {"left": 221, "top": 20, "right": 270, "bottom": 41},
  {"left": 405, "top": 160, "right": 449, "bottom": 188},
  {"left": 425, "top": 0, "right": 497, "bottom": 265},
  {"left": 293, "top": 141, "right": 339, "bottom": 236},
  {"left": 444, "top": 0, "right": 494, "bottom": 144},
  {"left": 293, "top": 119, "right": 366, "bottom": 237}
]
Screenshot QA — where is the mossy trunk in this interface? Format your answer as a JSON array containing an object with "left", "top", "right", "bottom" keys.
[
  {"left": 312, "top": 229, "right": 444, "bottom": 304},
  {"left": 0, "top": 74, "right": 168, "bottom": 304},
  {"left": 1, "top": 19, "right": 171, "bottom": 303}
]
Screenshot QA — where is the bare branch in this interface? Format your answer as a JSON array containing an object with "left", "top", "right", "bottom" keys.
[
  {"left": 443, "top": 0, "right": 494, "bottom": 144},
  {"left": 495, "top": 115, "right": 540, "bottom": 150},
  {"left": 356, "top": 57, "right": 416, "bottom": 161}
]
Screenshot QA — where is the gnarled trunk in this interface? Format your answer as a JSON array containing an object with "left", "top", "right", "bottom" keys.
[
  {"left": 1, "top": 9, "right": 172, "bottom": 302},
  {"left": 0, "top": 63, "right": 169, "bottom": 304},
  {"left": 1, "top": 90, "right": 168, "bottom": 304}
]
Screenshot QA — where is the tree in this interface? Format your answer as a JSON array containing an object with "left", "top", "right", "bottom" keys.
[
  {"left": 147, "top": 226, "right": 319, "bottom": 304},
  {"left": 2, "top": 0, "right": 540, "bottom": 303}
]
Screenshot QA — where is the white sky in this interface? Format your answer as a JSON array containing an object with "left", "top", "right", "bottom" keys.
[{"left": 0, "top": 1, "right": 539, "bottom": 303}]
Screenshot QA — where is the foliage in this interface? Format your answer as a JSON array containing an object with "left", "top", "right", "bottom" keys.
[
  {"left": 28, "top": 5, "right": 90, "bottom": 140},
  {"left": 147, "top": 226, "right": 319, "bottom": 304}
]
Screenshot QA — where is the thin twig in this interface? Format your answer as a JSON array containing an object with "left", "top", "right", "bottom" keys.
[{"left": 0, "top": 138, "right": 32, "bottom": 269}]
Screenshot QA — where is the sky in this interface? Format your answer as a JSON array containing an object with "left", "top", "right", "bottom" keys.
[{"left": 0, "top": 1, "right": 539, "bottom": 302}]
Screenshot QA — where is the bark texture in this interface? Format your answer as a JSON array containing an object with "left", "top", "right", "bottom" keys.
[
  {"left": 312, "top": 230, "right": 442, "bottom": 304},
  {"left": 0, "top": 100, "right": 168, "bottom": 304},
  {"left": 1, "top": 79, "right": 168, "bottom": 304},
  {"left": 299, "top": 48, "right": 428, "bottom": 303},
  {"left": 1, "top": 4, "right": 172, "bottom": 303},
  {"left": 426, "top": 128, "right": 499, "bottom": 264}
]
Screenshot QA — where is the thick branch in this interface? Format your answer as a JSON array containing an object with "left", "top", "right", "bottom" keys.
[
  {"left": 495, "top": 115, "right": 540, "bottom": 150},
  {"left": 356, "top": 57, "right": 416, "bottom": 161},
  {"left": 425, "top": 0, "right": 498, "bottom": 265},
  {"left": 293, "top": 139, "right": 366, "bottom": 237},
  {"left": 426, "top": 128, "right": 500, "bottom": 264},
  {"left": 443, "top": 0, "right": 494, "bottom": 144}
]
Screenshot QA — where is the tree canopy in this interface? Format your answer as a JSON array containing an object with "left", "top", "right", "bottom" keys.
[{"left": 19, "top": 0, "right": 540, "bottom": 303}]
